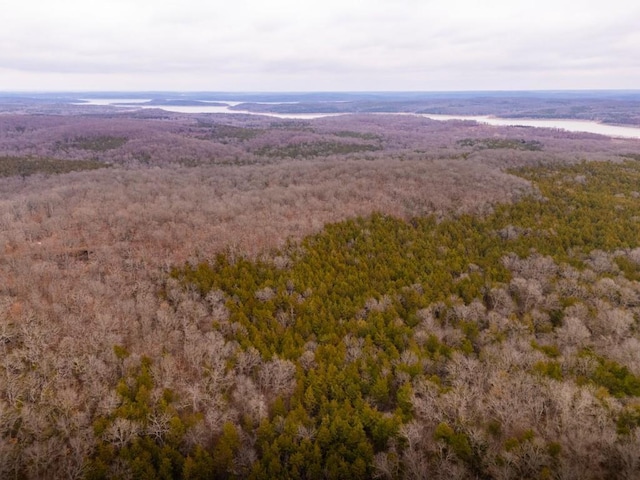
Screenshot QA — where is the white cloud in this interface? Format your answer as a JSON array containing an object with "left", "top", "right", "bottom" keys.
[{"left": 1, "top": 0, "right": 639, "bottom": 90}]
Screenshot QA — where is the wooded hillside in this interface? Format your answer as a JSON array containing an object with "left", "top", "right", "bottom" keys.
[{"left": 1, "top": 111, "right": 640, "bottom": 478}]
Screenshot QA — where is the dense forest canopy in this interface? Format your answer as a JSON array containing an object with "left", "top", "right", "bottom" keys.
[{"left": 1, "top": 106, "right": 640, "bottom": 479}]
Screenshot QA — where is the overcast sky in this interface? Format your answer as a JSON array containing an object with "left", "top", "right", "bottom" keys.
[{"left": 2, "top": 0, "right": 639, "bottom": 91}]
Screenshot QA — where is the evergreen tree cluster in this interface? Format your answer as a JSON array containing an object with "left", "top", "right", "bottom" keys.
[{"left": 85, "top": 158, "right": 640, "bottom": 478}]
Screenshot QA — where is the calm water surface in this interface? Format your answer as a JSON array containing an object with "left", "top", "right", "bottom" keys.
[
  {"left": 420, "top": 114, "right": 640, "bottom": 139},
  {"left": 74, "top": 100, "right": 640, "bottom": 139},
  {"left": 76, "top": 99, "right": 340, "bottom": 119}
]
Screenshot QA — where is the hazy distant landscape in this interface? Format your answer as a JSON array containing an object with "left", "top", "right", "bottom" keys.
[
  {"left": 3, "top": 90, "right": 640, "bottom": 127},
  {"left": 1, "top": 91, "right": 640, "bottom": 478}
]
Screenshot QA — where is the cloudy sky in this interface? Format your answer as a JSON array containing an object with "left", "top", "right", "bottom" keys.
[{"left": 1, "top": 0, "right": 639, "bottom": 91}]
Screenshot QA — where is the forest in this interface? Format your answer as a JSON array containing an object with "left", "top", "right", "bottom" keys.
[{"left": 1, "top": 105, "right": 640, "bottom": 479}]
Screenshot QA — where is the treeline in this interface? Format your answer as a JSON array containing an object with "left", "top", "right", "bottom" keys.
[{"left": 0, "top": 112, "right": 635, "bottom": 169}]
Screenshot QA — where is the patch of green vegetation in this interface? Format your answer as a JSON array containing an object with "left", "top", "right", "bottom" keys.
[
  {"left": 458, "top": 137, "right": 543, "bottom": 151},
  {"left": 87, "top": 356, "right": 207, "bottom": 479},
  {"left": 59, "top": 135, "right": 128, "bottom": 151},
  {"left": 503, "top": 429, "right": 535, "bottom": 452},
  {"left": 256, "top": 141, "right": 381, "bottom": 158},
  {"left": 0, "top": 156, "right": 108, "bottom": 178},
  {"left": 615, "top": 256, "right": 640, "bottom": 281},
  {"left": 269, "top": 120, "right": 313, "bottom": 131},
  {"left": 577, "top": 350, "right": 640, "bottom": 398},
  {"left": 592, "top": 358, "right": 640, "bottom": 398},
  {"left": 533, "top": 361, "right": 563, "bottom": 380},
  {"left": 207, "top": 124, "right": 262, "bottom": 142},
  {"left": 531, "top": 341, "right": 561, "bottom": 358},
  {"left": 333, "top": 130, "right": 382, "bottom": 141},
  {"left": 616, "top": 404, "right": 640, "bottom": 435},
  {"left": 434, "top": 422, "right": 473, "bottom": 462}
]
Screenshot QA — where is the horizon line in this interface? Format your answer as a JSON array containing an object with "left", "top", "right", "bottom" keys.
[{"left": 2, "top": 88, "right": 640, "bottom": 95}]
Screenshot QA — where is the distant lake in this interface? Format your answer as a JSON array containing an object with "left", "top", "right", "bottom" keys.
[
  {"left": 75, "top": 99, "right": 340, "bottom": 119},
  {"left": 75, "top": 98, "right": 152, "bottom": 106},
  {"left": 152, "top": 105, "right": 342, "bottom": 119},
  {"left": 74, "top": 99, "right": 640, "bottom": 139},
  {"left": 420, "top": 114, "right": 640, "bottom": 140}
]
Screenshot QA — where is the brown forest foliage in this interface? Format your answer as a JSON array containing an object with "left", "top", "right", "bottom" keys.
[{"left": 1, "top": 110, "right": 639, "bottom": 478}]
